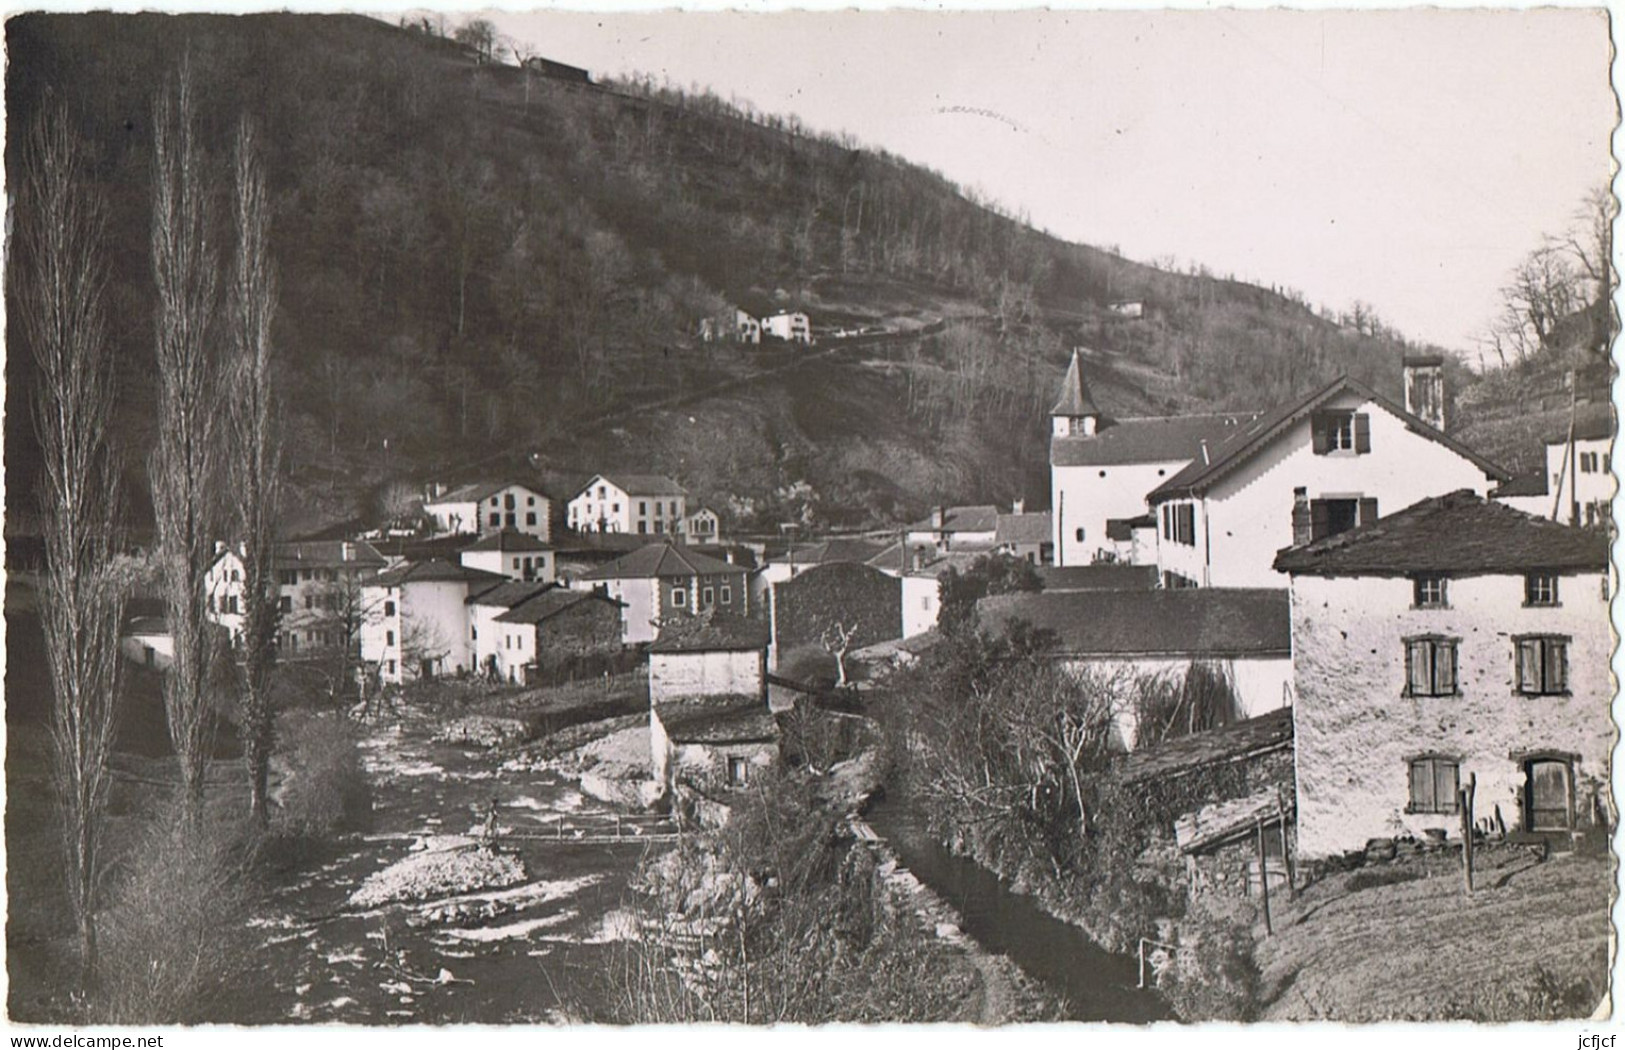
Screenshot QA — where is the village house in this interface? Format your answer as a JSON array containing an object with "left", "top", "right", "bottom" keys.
[
  {"left": 491, "top": 588, "right": 624, "bottom": 687},
  {"left": 993, "top": 505, "right": 1054, "bottom": 565},
  {"left": 205, "top": 539, "right": 388, "bottom": 654},
  {"left": 1491, "top": 399, "right": 1615, "bottom": 531},
  {"left": 866, "top": 544, "right": 980, "bottom": 638},
  {"left": 360, "top": 559, "right": 508, "bottom": 684},
  {"left": 977, "top": 588, "right": 1294, "bottom": 751},
  {"left": 1107, "top": 299, "right": 1146, "bottom": 320},
  {"left": 752, "top": 536, "right": 887, "bottom": 605},
  {"left": 766, "top": 560, "right": 902, "bottom": 666},
  {"left": 1275, "top": 491, "right": 1613, "bottom": 860},
  {"left": 904, "top": 504, "right": 999, "bottom": 551},
  {"left": 762, "top": 310, "right": 812, "bottom": 345},
  {"left": 422, "top": 481, "right": 553, "bottom": 541},
  {"left": 458, "top": 528, "right": 556, "bottom": 583},
  {"left": 683, "top": 506, "right": 722, "bottom": 543},
  {"left": 1049, "top": 349, "right": 1257, "bottom": 568},
  {"left": 120, "top": 616, "right": 175, "bottom": 671},
  {"left": 567, "top": 474, "right": 689, "bottom": 537},
  {"left": 465, "top": 579, "right": 557, "bottom": 681},
  {"left": 573, "top": 541, "right": 750, "bottom": 645},
  {"left": 1145, "top": 369, "right": 1508, "bottom": 589},
  {"left": 648, "top": 616, "right": 777, "bottom": 796}
]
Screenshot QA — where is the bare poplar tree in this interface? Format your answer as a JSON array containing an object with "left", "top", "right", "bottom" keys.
[
  {"left": 151, "top": 68, "right": 221, "bottom": 810},
  {"left": 225, "top": 116, "right": 282, "bottom": 825},
  {"left": 19, "top": 104, "right": 126, "bottom": 984}
]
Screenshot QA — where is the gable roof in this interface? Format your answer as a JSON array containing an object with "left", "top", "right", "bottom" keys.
[
  {"left": 995, "top": 511, "right": 1052, "bottom": 546},
  {"left": 1050, "top": 349, "right": 1102, "bottom": 417},
  {"left": 977, "top": 588, "right": 1291, "bottom": 657},
  {"left": 655, "top": 696, "right": 779, "bottom": 745},
  {"left": 578, "top": 474, "right": 687, "bottom": 499},
  {"left": 272, "top": 540, "right": 387, "bottom": 570},
  {"left": 581, "top": 542, "right": 742, "bottom": 581},
  {"left": 1051, "top": 413, "right": 1257, "bottom": 468},
  {"left": 650, "top": 614, "right": 771, "bottom": 653},
  {"left": 467, "top": 581, "right": 558, "bottom": 608},
  {"left": 1033, "top": 564, "right": 1158, "bottom": 592},
  {"left": 429, "top": 480, "right": 544, "bottom": 505},
  {"left": 1273, "top": 489, "right": 1610, "bottom": 577},
  {"left": 766, "top": 537, "right": 887, "bottom": 567},
  {"left": 460, "top": 529, "right": 552, "bottom": 553},
  {"left": 907, "top": 505, "right": 1000, "bottom": 534},
  {"left": 494, "top": 589, "right": 619, "bottom": 624},
  {"left": 368, "top": 559, "right": 509, "bottom": 588},
  {"left": 1148, "top": 375, "right": 1509, "bottom": 504},
  {"left": 1492, "top": 472, "right": 1549, "bottom": 499}
]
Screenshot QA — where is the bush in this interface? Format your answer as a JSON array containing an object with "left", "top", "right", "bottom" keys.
[
  {"left": 91, "top": 806, "right": 256, "bottom": 1023},
  {"left": 1158, "top": 898, "right": 1262, "bottom": 1022},
  {"left": 273, "top": 709, "right": 372, "bottom": 839}
]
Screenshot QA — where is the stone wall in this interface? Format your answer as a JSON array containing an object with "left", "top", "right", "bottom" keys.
[
  {"left": 538, "top": 599, "right": 624, "bottom": 663},
  {"left": 772, "top": 562, "right": 902, "bottom": 652}
]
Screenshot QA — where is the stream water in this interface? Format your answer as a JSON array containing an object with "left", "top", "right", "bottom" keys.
[{"left": 865, "top": 797, "right": 1168, "bottom": 1023}]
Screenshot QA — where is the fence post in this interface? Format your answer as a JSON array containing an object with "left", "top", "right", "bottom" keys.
[
  {"left": 1460, "top": 773, "right": 1477, "bottom": 895},
  {"left": 1256, "top": 816, "right": 1273, "bottom": 936}
]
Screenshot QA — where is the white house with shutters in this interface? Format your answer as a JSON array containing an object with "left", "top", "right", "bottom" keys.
[
  {"left": 1275, "top": 491, "right": 1612, "bottom": 859},
  {"left": 567, "top": 474, "right": 688, "bottom": 537},
  {"left": 423, "top": 481, "right": 552, "bottom": 541},
  {"left": 1492, "top": 400, "right": 1615, "bottom": 531},
  {"left": 360, "top": 559, "right": 508, "bottom": 683},
  {"left": 459, "top": 529, "right": 556, "bottom": 583},
  {"left": 1144, "top": 373, "right": 1508, "bottom": 589},
  {"left": 205, "top": 540, "right": 388, "bottom": 654}
]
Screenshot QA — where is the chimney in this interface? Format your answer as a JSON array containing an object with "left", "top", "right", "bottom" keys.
[
  {"left": 931, "top": 506, "right": 945, "bottom": 530},
  {"left": 1403, "top": 354, "right": 1446, "bottom": 432},
  {"left": 1291, "top": 487, "right": 1313, "bottom": 547},
  {"left": 1012, "top": 498, "right": 1025, "bottom": 515},
  {"left": 342, "top": 542, "right": 354, "bottom": 562},
  {"left": 911, "top": 546, "right": 927, "bottom": 572}
]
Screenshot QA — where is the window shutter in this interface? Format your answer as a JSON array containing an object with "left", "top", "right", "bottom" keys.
[
  {"left": 1406, "top": 640, "right": 1431, "bottom": 694},
  {"left": 1311, "top": 414, "right": 1329, "bottom": 455},
  {"left": 1549, "top": 639, "right": 1568, "bottom": 692},
  {"left": 1310, "top": 501, "right": 1330, "bottom": 542},
  {"left": 1410, "top": 760, "right": 1432, "bottom": 811},
  {"left": 1435, "top": 761, "right": 1459, "bottom": 813},
  {"left": 1358, "top": 498, "right": 1379, "bottom": 526},
  {"left": 1354, "top": 413, "right": 1371, "bottom": 452},
  {"left": 1437, "top": 641, "right": 1456, "bottom": 694},
  {"left": 1517, "top": 639, "right": 1541, "bottom": 693}
]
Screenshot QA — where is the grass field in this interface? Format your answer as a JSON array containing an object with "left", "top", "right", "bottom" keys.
[{"left": 1256, "top": 845, "right": 1612, "bottom": 1021}]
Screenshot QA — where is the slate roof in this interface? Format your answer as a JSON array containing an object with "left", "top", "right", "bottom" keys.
[
  {"left": 461, "top": 529, "right": 552, "bottom": 553},
  {"left": 1050, "top": 349, "right": 1102, "bottom": 417},
  {"left": 650, "top": 615, "right": 771, "bottom": 653},
  {"left": 1105, "top": 514, "right": 1156, "bottom": 541},
  {"left": 1033, "top": 564, "right": 1158, "bottom": 592},
  {"left": 126, "top": 616, "right": 169, "bottom": 636},
  {"left": 995, "top": 511, "right": 1053, "bottom": 546},
  {"left": 1492, "top": 472, "right": 1549, "bottom": 499},
  {"left": 272, "top": 540, "right": 387, "bottom": 570},
  {"left": 1051, "top": 413, "right": 1257, "bottom": 468},
  {"left": 467, "top": 581, "right": 558, "bottom": 608},
  {"left": 1148, "top": 375, "right": 1509, "bottom": 503},
  {"left": 581, "top": 543, "right": 742, "bottom": 581},
  {"left": 1174, "top": 788, "right": 1294, "bottom": 853},
  {"left": 494, "top": 589, "right": 619, "bottom": 624},
  {"left": 766, "top": 537, "right": 887, "bottom": 567},
  {"left": 907, "top": 505, "right": 1000, "bottom": 534},
  {"left": 1116, "top": 707, "right": 1294, "bottom": 786},
  {"left": 368, "top": 559, "right": 509, "bottom": 587},
  {"left": 656, "top": 696, "right": 779, "bottom": 745},
  {"left": 1273, "top": 489, "right": 1610, "bottom": 576},
  {"left": 429, "top": 480, "right": 543, "bottom": 504},
  {"left": 977, "top": 588, "right": 1291, "bottom": 657},
  {"left": 587, "top": 474, "right": 687, "bottom": 498}
]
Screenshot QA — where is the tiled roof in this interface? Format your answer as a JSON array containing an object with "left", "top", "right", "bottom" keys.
[
  {"left": 581, "top": 542, "right": 742, "bottom": 581},
  {"left": 1033, "top": 564, "right": 1158, "bottom": 592},
  {"left": 467, "top": 581, "right": 558, "bottom": 608},
  {"left": 368, "top": 559, "right": 509, "bottom": 587},
  {"left": 655, "top": 696, "right": 778, "bottom": 744},
  {"left": 494, "top": 589, "right": 618, "bottom": 624},
  {"left": 1116, "top": 707, "right": 1294, "bottom": 786},
  {"left": 597, "top": 474, "right": 687, "bottom": 497},
  {"left": 766, "top": 537, "right": 887, "bottom": 567},
  {"left": 430, "top": 480, "right": 544, "bottom": 504},
  {"left": 907, "top": 505, "right": 1001, "bottom": 534},
  {"left": 1051, "top": 413, "right": 1257, "bottom": 468},
  {"left": 272, "top": 540, "right": 387, "bottom": 570},
  {"left": 1273, "top": 489, "right": 1609, "bottom": 576},
  {"left": 977, "top": 588, "right": 1291, "bottom": 657},
  {"left": 1050, "top": 349, "right": 1102, "bottom": 417},
  {"left": 461, "top": 529, "right": 552, "bottom": 553},
  {"left": 1148, "top": 375, "right": 1509, "bottom": 503},
  {"left": 650, "top": 614, "right": 771, "bottom": 653},
  {"left": 1492, "top": 472, "right": 1549, "bottom": 499},
  {"left": 995, "top": 512, "right": 1052, "bottom": 546}
]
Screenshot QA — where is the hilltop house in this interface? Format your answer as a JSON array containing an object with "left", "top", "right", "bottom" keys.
[
  {"left": 762, "top": 310, "right": 812, "bottom": 345},
  {"left": 567, "top": 474, "right": 688, "bottom": 537},
  {"left": 458, "top": 529, "right": 556, "bottom": 583},
  {"left": 1275, "top": 491, "right": 1613, "bottom": 859},
  {"left": 360, "top": 559, "right": 508, "bottom": 683},
  {"left": 491, "top": 589, "right": 624, "bottom": 686},
  {"left": 1492, "top": 400, "right": 1615, "bottom": 530},
  {"left": 1049, "top": 349, "right": 1257, "bottom": 567},
  {"left": 977, "top": 588, "right": 1294, "bottom": 751},
  {"left": 1145, "top": 371, "right": 1508, "bottom": 589},
  {"left": 423, "top": 481, "right": 552, "bottom": 541},
  {"left": 205, "top": 540, "right": 388, "bottom": 654},
  {"left": 573, "top": 542, "right": 749, "bottom": 645}
]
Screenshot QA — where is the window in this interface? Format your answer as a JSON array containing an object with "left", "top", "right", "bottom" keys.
[
  {"left": 654, "top": 501, "right": 663, "bottom": 517},
  {"left": 638, "top": 521, "right": 648, "bottom": 534},
  {"left": 279, "top": 595, "right": 292, "bottom": 613},
  {"left": 727, "top": 756, "right": 749, "bottom": 787},
  {"left": 386, "top": 659, "right": 395, "bottom": 675},
  {"left": 1312, "top": 410, "right": 1370, "bottom": 454},
  {"left": 672, "top": 588, "right": 687, "bottom": 607},
  {"left": 1161, "top": 503, "right": 1196, "bottom": 546},
  {"left": 224, "top": 595, "right": 239, "bottom": 614},
  {"left": 1407, "top": 756, "right": 1460, "bottom": 814},
  {"left": 1525, "top": 573, "right": 1559, "bottom": 607},
  {"left": 1580, "top": 452, "right": 1598, "bottom": 473},
  {"left": 1309, "top": 497, "right": 1376, "bottom": 541},
  {"left": 526, "top": 512, "right": 537, "bottom": 526},
  {"left": 702, "top": 587, "right": 715, "bottom": 608},
  {"left": 720, "top": 586, "right": 732, "bottom": 605},
  {"left": 1075, "top": 527, "right": 1085, "bottom": 542},
  {"left": 670, "top": 501, "right": 679, "bottom": 517},
  {"left": 1404, "top": 636, "right": 1457, "bottom": 697},
  {"left": 279, "top": 570, "right": 297, "bottom": 586},
  {"left": 597, "top": 485, "right": 606, "bottom": 498},
  {"left": 1413, "top": 575, "right": 1448, "bottom": 608},
  {"left": 1515, "top": 636, "right": 1569, "bottom": 695},
  {"left": 384, "top": 600, "right": 396, "bottom": 616},
  {"left": 639, "top": 501, "right": 647, "bottom": 515},
  {"left": 488, "top": 513, "right": 500, "bottom": 527},
  {"left": 386, "top": 630, "right": 395, "bottom": 646},
  {"left": 655, "top": 522, "right": 664, "bottom": 534},
  {"left": 506, "top": 513, "right": 516, "bottom": 527},
  {"left": 505, "top": 493, "right": 516, "bottom": 509}
]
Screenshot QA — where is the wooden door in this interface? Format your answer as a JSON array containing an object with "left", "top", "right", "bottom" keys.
[{"left": 1524, "top": 758, "right": 1573, "bottom": 831}]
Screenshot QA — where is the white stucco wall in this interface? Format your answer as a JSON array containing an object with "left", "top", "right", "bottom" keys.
[
  {"left": 901, "top": 574, "right": 941, "bottom": 638},
  {"left": 424, "top": 499, "right": 479, "bottom": 535},
  {"left": 121, "top": 631, "right": 175, "bottom": 670},
  {"left": 1053, "top": 459, "right": 1189, "bottom": 567},
  {"left": 361, "top": 579, "right": 473, "bottom": 683},
  {"left": 460, "top": 547, "right": 556, "bottom": 583},
  {"left": 649, "top": 648, "right": 766, "bottom": 704},
  {"left": 1289, "top": 570, "right": 1613, "bottom": 859},
  {"left": 1157, "top": 394, "right": 1498, "bottom": 589},
  {"left": 469, "top": 601, "right": 535, "bottom": 681}
]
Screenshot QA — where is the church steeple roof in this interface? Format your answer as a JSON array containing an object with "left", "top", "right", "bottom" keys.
[{"left": 1050, "top": 349, "right": 1101, "bottom": 417}]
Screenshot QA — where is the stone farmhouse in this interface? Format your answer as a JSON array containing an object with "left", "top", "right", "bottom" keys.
[
  {"left": 489, "top": 588, "right": 623, "bottom": 687},
  {"left": 648, "top": 616, "right": 778, "bottom": 796},
  {"left": 1275, "top": 491, "right": 1612, "bottom": 859}
]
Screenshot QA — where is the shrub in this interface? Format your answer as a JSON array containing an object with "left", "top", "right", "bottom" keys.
[
  {"left": 91, "top": 805, "right": 256, "bottom": 1023},
  {"left": 1159, "top": 898, "right": 1262, "bottom": 1022},
  {"left": 273, "top": 709, "right": 371, "bottom": 839}
]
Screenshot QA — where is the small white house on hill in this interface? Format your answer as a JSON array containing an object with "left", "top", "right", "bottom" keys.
[
  {"left": 424, "top": 481, "right": 552, "bottom": 541},
  {"left": 1491, "top": 400, "right": 1615, "bottom": 530},
  {"left": 568, "top": 474, "right": 688, "bottom": 537},
  {"left": 459, "top": 529, "right": 556, "bottom": 583}
]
